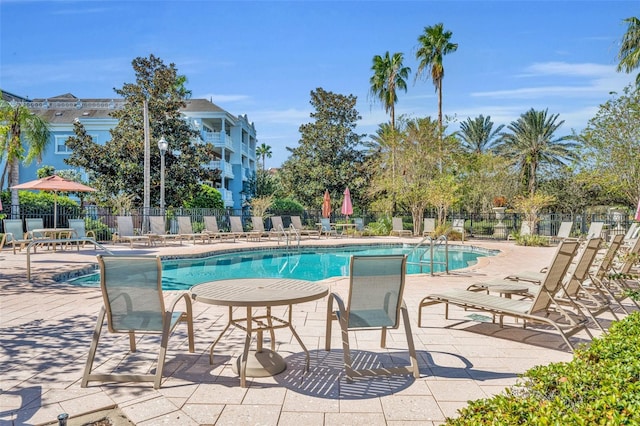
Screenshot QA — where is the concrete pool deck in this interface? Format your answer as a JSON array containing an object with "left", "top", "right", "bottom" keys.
[{"left": 0, "top": 236, "right": 630, "bottom": 425}]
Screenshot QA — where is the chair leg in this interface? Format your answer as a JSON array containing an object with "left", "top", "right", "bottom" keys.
[
  {"left": 401, "top": 304, "right": 420, "bottom": 379},
  {"left": 325, "top": 295, "right": 335, "bottom": 351},
  {"left": 154, "top": 312, "right": 173, "bottom": 389},
  {"left": 81, "top": 307, "right": 106, "bottom": 388}
]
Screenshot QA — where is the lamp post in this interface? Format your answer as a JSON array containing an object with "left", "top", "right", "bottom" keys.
[{"left": 158, "top": 136, "right": 168, "bottom": 215}]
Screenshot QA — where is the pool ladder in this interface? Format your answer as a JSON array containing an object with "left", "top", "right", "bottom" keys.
[
  {"left": 406, "top": 235, "right": 449, "bottom": 276},
  {"left": 277, "top": 224, "right": 300, "bottom": 248}
]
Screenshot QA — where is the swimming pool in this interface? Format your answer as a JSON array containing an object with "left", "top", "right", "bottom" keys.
[{"left": 70, "top": 244, "right": 498, "bottom": 290}]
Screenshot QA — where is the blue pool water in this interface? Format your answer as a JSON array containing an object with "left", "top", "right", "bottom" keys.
[{"left": 70, "top": 244, "right": 497, "bottom": 290}]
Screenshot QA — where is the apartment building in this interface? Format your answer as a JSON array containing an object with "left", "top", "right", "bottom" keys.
[{"left": 2, "top": 91, "right": 257, "bottom": 209}]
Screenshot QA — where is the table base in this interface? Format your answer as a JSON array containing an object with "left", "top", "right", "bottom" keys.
[{"left": 231, "top": 349, "right": 286, "bottom": 377}]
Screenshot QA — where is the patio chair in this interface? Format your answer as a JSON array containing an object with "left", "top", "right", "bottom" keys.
[
  {"left": 115, "top": 216, "right": 151, "bottom": 248},
  {"left": 230, "top": 216, "right": 260, "bottom": 241},
  {"left": 25, "top": 218, "right": 45, "bottom": 239},
  {"left": 452, "top": 218, "right": 466, "bottom": 242},
  {"left": 176, "top": 216, "right": 206, "bottom": 244},
  {"left": 290, "top": 215, "right": 320, "bottom": 238},
  {"left": 585, "top": 221, "right": 605, "bottom": 240},
  {"left": 0, "top": 219, "right": 30, "bottom": 254},
  {"left": 67, "top": 218, "right": 97, "bottom": 250},
  {"left": 419, "top": 240, "right": 592, "bottom": 351},
  {"left": 325, "top": 255, "right": 419, "bottom": 380},
  {"left": 422, "top": 218, "right": 436, "bottom": 237},
  {"left": 81, "top": 254, "right": 195, "bottom": 389},
  {"left": 353, "top": 217, "right": 365, "bottom": 237},
  {"left": 547, "top": 221, "right": 574, "bottom": 244},
  {"left": 250, "top": 216, "right": 270, "bottom": 239},
  {"left": 149, "top": 216, "right": 182, "bottom": 246},
  {"left": 202, "top": 216, "right": 236, "bottom": 242},
  {"left": 390, "top": 217, "right": 412, "bottom": 237},
  {"left": 596, "top": 236, "right": 640, "bottom": 312},
  {"left": 269, "top": 216, "right": 290, "bottom": 241},
  {"left": 319, "top": 218, "right": 338, "bottom": 238}
]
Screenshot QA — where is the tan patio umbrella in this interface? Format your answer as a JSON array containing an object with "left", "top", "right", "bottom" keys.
[{"left": 11, "top": 175, "right": 96, "bottom": 228}]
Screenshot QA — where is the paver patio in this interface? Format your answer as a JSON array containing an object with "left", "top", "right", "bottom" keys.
[{"left": 0, "top": 236, "right": 627, "bottom": 425}]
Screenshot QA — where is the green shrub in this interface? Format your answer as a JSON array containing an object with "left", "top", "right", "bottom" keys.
[
  {"left": 366, "top": 216, "right": 392, "bottom": 236},
  {"left": 447, "top": 312, "right": 640, "bottom": 424},
  {"left": 512, "top": 233, "right": 550, "bottom": 246},
  {"left": 183, "top": 184, "right": 224, "bottom": 209},
  {"left": 269, "top": 198, "right": 304, "bottom": 215}
]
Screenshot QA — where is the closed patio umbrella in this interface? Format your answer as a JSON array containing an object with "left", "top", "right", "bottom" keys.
[
  {"left": 635, "top": 197, "right": 640, "bottom": 221},
  {"left": 322, "top": 190, "right": 331, "bottom": 218},
  {"left": 341, "top": 187, "right": 353, "bottom": 221},
  {"left": 12, "top": 175, "right": 96, "bottom": 228}
]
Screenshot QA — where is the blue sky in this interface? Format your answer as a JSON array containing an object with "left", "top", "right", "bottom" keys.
[{"left": 1, "top": 1, "right": 637, "bottom": 167}]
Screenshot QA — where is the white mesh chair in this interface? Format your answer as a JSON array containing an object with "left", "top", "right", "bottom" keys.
[
  {"left": 290, "top": 215, "right": 320, "bottom": 238},
  {"left": 390, "top": 217, "right": 412, "bottom": 237},
  {"left": 81, "top": 255, "right": 195, "bottom": 389},
  {"left": 422, "top": 218, "right": 436, "bottom": 237},
  {"left": 176, "top": 216, "right": 206, "bottom": 244},
  {"left": 325, "top": 255, "right": 419, "bottom": 380}
]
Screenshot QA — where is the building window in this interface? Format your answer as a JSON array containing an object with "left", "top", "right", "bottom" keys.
[{"left": 55, "top": 134, "right": 97, "bottom": 153}]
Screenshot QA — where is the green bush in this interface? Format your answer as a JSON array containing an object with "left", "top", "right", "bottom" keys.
[
  {"left": 447, "top": 312, "right": 640, "bottom": 424},
  {"left": 512, "top": 233, "right": 550, "bottom": 247},
  {"left": 269, "top": 198, "right": 304, "bottom": 215},
  {"left": 366, "top": 216, "right": 392, "bottom": 236},
  {"left": 183, "top": 184, "right": 224, "bottom": 209}
]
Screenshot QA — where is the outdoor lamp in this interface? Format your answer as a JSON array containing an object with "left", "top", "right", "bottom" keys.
[{"left": 158, "top": 136, "right": 168, "bottom": 214}]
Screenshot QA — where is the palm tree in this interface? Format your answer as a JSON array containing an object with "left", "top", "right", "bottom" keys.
[
  {"left": 458, "top": 115, "right": 504, "bottom": 154},
  {"left": 256, "top": 143, "right": 272, "bottom": 172},
  {"left": 369, "top": 51, "right": 411, "bottom": 132},
  {"left": 0, "top": 99, "right": 50, "bottom": 212},
  {"left": 415, "top": 23, "right": 458, "bottom": 132},
  {"left": 495, "top": 109, "right": 578, "bottom": 196},
  {"left": 617, "top": 16, "right": 640, "bottom": 86}
]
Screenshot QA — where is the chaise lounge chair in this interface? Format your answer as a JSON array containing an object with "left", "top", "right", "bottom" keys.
[
  {"left": 230, "top": 216, "right": 260, "bottom": 241},
  {"left": 390, "top": 217, "right": 412, "bottom": 237},
  {"left": 290, "top": 215, "right": 320, "bottom": 239},
  {"left": 67, "top": 218, "right": 98, "bottom": 250},
  {"left": 176, "top": 216, "right": 207, "bottom": 244},
  {"left": 419, "top": 240, "right": 592, "bottom": 351},
  {"left": 325, "top": 255, "right": 419, "bottom": 380},
  {"left": 202, "top": 216, "right": 236, "bottom": 242},
  {"left": 149, "top": 216, "right": 182, "bottom": 246},
  {"left": 422, "top": 218, "right": 436, "bottom": 237},
  {"left": 250, "top": 216, "right": 271, "bottom": 240},
  {"left": 269, "top": 216, "right": 290, "bottom": 241},
  {"left": 81, "top": 254, "right": 194, "bottom": 389},
  {"left": 0, "top": 219, "right": 31, "bottom": 254},
  {"left": 115, "top": 216, "right": 152, "bottom": 248}
]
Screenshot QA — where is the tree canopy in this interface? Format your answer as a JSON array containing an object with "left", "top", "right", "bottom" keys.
[
  {"left": 65, "top": 54, "right": 219, "bottom": 208},
  {"left": 279, "top": 88, "right": 367, "bottom": 211}
]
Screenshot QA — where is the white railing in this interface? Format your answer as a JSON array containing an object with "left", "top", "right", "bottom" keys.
[
  {"left": 209, "top": 160, "right": 234, "bottom": 178},
  {"left": 202, "top": 131, "right": 234, "bottom": 150}
]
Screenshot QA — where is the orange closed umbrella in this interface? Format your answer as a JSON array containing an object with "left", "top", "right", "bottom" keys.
[{"left": 322, "top": 190, "right": 331, "bottom": 218}]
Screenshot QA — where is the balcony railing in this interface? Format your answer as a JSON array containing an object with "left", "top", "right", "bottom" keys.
[
  {"left": 202, "top": 131, "right": 234, "bottom": 150},
  {"left": 209, "top": 160, "right": 234, "bottom": 178}
]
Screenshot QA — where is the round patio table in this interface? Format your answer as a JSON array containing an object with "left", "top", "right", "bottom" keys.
[{"left": 190, "top": 278, "right": 328, "bottom": 387}]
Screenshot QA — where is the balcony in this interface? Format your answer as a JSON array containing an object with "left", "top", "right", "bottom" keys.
[
  {"left": 209, "top": 160, "right": 234, "bottom": 178},
  {"left": 219, "top": 188, "right": 234, "bottom": 207},
  {"left": 202, "top": 131, "right": 234, "bottom": 151}
]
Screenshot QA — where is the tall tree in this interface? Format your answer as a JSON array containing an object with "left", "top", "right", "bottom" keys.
[
  {"left": 256, "top": 143, "right": 272, "bottom": 172},
  {"left": 415, "top": 23, "right": 458, "bottom": 133},
  {"left": 279, "top": 88, "right": 367, "bottom": 210},
  {"left": 458, "top": 115, "right": 504, "bottom": 154},
  {"left": 369, "top": 51, "right": 410, "bottom": 132},
  {"left": 0, "top": 99, "right": 50, "bottom": 211},
  {"left": 579, "top": 85, "right": 640, "bottom": 208},
  {"left": 65, "top": 54, "right": 219, "bottom": 207},
  {"left": 495, "top": 108, "right": 577, "bottom": 196},
  {"left": 617, "top": 16, "right": 640, "bottom": 87}
]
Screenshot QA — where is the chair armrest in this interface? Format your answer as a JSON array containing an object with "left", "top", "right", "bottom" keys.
[
  {"left": 168, "top": 292, "right": 193, "bottom": 317},
  {"left": 327, "top": 292, "right": 347, "bottom": 322}
]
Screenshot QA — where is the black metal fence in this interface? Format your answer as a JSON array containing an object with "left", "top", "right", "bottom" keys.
[{"left": 0, "top": 204, "right": 634, "bottom": 243}]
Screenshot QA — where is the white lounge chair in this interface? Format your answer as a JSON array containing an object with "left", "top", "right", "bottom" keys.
[
  {"left": 115, "top": 216, "right": 151, "bottom": 248},
  {"left": 149, "top": 216, "right": 182, "bottom": 246},
  {"left": 419, "top": 240, "right": 592, "bottom": 351},
  {"left": 390, "top": 217, "right": 411, "bottom": 237}
]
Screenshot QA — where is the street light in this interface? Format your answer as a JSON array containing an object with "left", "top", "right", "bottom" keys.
[{"left": 157, "top": 136, "right": 168, "bottom": 214}]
